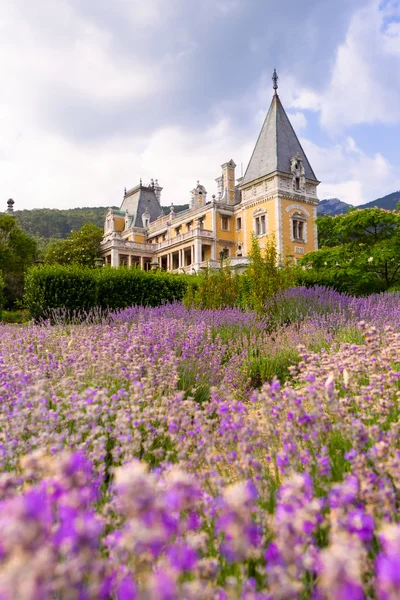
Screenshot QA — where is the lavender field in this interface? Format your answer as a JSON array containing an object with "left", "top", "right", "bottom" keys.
[{"left": 0, "top": 287, "right": 399, "bottom": 599}]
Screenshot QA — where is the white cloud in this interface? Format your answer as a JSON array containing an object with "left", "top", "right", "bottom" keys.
[
  {"left": 0, "top": 0, "right": 399, "bottom": 214},
  {"left": 283, "top": 0, "right": 400, "bottom": 133},
  {"left": 286, "top": 112, "right": 307, "bottom": 132},
  {"left": 302, "top": 136, "right": 398, "bottom": 205}
]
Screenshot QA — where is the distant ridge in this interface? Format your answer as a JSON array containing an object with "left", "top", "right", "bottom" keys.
[
  {"left": 358, "top": 190, "right": 400, "bottom": 211},
  {"left": 12, "top": 204, "right": 189, "bottom": 240},
  {"left": 318, "top": 190, "right": 400, "bottom": 216},
  {"left": 317, "top": 198, "right": 352, "bottom": 216}
]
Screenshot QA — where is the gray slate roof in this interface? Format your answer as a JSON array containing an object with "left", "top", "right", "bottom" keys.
[
  {"left": 241, "top": 94, "right": 318, "bottom": 186},
  {"left": 120, "top": 185, "right": 162, "bottom": 227}
]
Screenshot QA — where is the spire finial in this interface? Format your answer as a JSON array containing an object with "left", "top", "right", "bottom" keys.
[{"left": 272, "top": 68, "right": 278, "bottom": 94}]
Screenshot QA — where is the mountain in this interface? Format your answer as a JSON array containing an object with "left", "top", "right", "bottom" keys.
[
  {"left": 358, "top": 190, "right": 400, "bottom": 211},
  {"left": 318, "top": 191, "right": 400, "bottom": 216},
  {"left": 317, "top": 198, "right": 352, "bottom": 216},
  {"left": 13, "top": 204, "right": 190, "bottom": 240}
]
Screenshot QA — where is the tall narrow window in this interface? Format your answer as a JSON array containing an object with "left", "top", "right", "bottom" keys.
[
  {"left": 236, "top": 217, "right": 242, "bottom": 231},
  {"left": 254, "top": 213, "right": 267, "bottom": 236},
  {"left": 291, "top": 212, "right": 306, "bottom": 242},
  {"left": 221, "top": 216, "right": 230, "bottom": 231}
]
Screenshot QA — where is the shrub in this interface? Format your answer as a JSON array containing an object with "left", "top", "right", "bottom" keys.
[
  {"left": 24, "top": 265, "right": 190, "bottom": 321},
  {"left": 184, "top": 264, "right": 240, "bottom": 309},
  {"left": 0, "top": 309, "right": 30, "bottom": 324},
  {"left": 96, "top": 267, "right": 188, "bottom": 310}
]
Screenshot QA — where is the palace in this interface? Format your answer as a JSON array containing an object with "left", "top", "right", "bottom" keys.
[{"left": 100, "top": 71, "right": 319, "bottom": 271}]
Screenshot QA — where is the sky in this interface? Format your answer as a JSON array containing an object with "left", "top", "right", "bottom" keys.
[{"left": 1, "top": 0, "right": 400, "bottom": 211}]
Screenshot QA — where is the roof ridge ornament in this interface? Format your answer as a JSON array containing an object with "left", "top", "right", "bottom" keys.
[{"left": 272, "top": 68, "right": 278, "bottom": 95}]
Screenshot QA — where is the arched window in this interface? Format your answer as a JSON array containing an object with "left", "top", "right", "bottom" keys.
[{"left": 291, "top": 211, "right": 307, "bottom": 242}]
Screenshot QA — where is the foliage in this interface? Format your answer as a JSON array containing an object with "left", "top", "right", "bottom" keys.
[
  {"left": 14, "top": 204, "right": 191, "bottom": 240},
  {"left": 315, "top": 215, "right": 342, "bottom": 247},
  {"left": 0, "top": 309, "right": 30, "bottom": 324},
  {"left": 0, "top": 214, "right": 37, "bottom": 308},
  {"left": 96, "top": 267, "right": 189, "bottom": 311},
  {"left": 24, "top": 265, "right": 190, "bottom": 320},
  {"left": 44, "top": 223, "right": 104, "bottom": 267},
  {"left": 184, "top": 263, "right": 240, "bottom": 309},
  {"left": 241, "top": 234, "right": 296, "bottom": 311},
  {"left": 305, "top": 208, "right": 400, "bottom": 294},
  {"left": 184, "top": 236, "right": 295, "bottom": 312},
  {"left": 24, "top": 265, "right": 98, "bottom": 320}
]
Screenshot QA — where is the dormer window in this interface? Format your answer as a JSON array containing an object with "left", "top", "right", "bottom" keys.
[{"left": 290, "top": 154, "right": 305, "bottom": 192}]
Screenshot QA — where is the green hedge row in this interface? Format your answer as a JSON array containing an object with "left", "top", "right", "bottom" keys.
[{"left": 24, "top": 265, "right": 191, "bottom": 320}]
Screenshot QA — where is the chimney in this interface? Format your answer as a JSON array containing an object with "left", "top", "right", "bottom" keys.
[
  {"left": 220, "top": 160, "right": 236, "bottom": 204},
  {"left": 215, "top": 175, "right": 223, "bottom": 200},
  {"left": 153, "top": 179, "right": 163, "bottom": 204},
  {"left": 6, "top": 198, "right": 15, "bottom": 214}
]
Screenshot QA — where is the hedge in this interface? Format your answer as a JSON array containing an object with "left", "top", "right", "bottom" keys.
[{"left": 24, "top": 265, "right": 191, "bottom": 321}]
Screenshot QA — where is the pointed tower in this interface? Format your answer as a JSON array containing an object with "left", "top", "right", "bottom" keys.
[{"left": 238, "top": 69, "right": 319, "bottom": 260}]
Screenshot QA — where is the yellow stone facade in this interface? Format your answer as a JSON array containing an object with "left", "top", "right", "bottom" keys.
[{"left": 101, "top": 79, "right": 319, "bottom": 271}]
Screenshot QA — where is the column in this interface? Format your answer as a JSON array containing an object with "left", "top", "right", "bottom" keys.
[
  {"left": 140, "top": 256, "right": 144, "bottom": 270},
  {"left": 211, "top": 205, "right": 217, "bottom": 262},
  {"left": 178, "top": 249, "right": 182, "bottom": 269},
  {"left": 111, "top": 248, "right": 119, "bottom": 267},
  {"left": 194, "top": 239, "right": 202, "bottom": 268}
]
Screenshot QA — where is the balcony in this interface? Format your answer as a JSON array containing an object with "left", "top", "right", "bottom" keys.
[
  {"left": 101, "top": 227, "right": 214, "bottom": 254},
  {"left": 157, "top": 227, "right": 213, "bottom": 249}
]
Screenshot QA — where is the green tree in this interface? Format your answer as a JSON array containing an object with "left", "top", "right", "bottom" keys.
[
  {"left": 316, "top": 215, "right": 342, "bottom": 247},
  {"left": 302, "top": 208, "right": 400, "bottom": 293},
  {"left": 0, "top": 214, "right": 37, "bottom": 308},
  {"left": 44, "top": 223, "right": 103, "bottom": 267},
  {"left": 241, "top": 235, "right": 296, "bottom": 312}
]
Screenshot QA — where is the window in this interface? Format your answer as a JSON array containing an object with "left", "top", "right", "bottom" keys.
[
  {"left": 187, "top": 221, "right": 192, "bottom": 232},
  {"left": 175, "top": 226, "right": 181, "bottom": 236},
  {"left": 295, "top": 177, "right": 300, "bottom": 191},
  {"left": 254, "top": 214, "right": 266, "bottom": 236},
  {"left": 291, "top": 212, "right": 306, "bottom": 242},
  {"left": 162, "top": 233, "right": 167, "bottom": 241},
  {"left": 221, "top": 216, "right": 230, "bottom": 231},
  {"left": 236, "top": 217, "right": 242, "bottom": 231}
]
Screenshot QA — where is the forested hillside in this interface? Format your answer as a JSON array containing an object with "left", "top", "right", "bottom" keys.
[{"left": 14, "top": 205, "right": 189, "bottom": 239}]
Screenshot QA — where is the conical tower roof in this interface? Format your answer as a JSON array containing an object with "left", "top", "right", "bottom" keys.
[{"left": 241, "top": 91, "right": 318, "bottom": 186}]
